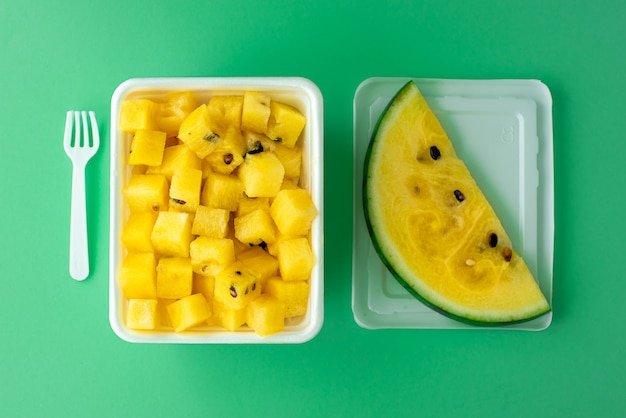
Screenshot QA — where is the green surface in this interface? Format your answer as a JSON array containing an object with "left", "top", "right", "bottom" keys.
[{"left": 1, "top": 0, "right": 624, "bottom": 417}]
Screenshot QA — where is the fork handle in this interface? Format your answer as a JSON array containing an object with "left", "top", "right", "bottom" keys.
[{"left": 69, "top": 161, "right": 89, "bottom": 280}]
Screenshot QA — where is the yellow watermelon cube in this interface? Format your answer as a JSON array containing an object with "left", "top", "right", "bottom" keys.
[
  {"left": 236, "top": 196, "right": 270, "bottom": 218},
  {"left": 146, "top": 144, "right": 202, "bottom": 180},
  {"left": 156, "top": 257, "right": 193, "bottom": 299},
  {"left": 214, "top": 261, "right": 261, "bottom": 310},
  {"left": 243, "top": 130, "right": 276, "bottom": 153},
  {"left": 123, "top": 174, "right": 169, "bottom": 212},
  {"left": 126, "top": 299, "right": 159, "bottom": 330},
  {"left": 157, "top": 298, "right": 177, "bottom": 328},
  {"left": 270, "top": 188, "right": 318, "bottom": 236},
  {"left": 192, "top": 274, "right": 215, "bottom": 303},
  {"left": 265, "top": 101, "right": 306, "bottom": 148},
  {"left": 204, "top": 128, "right": 246, "bottom": 175},
  {"left": 280, "top": 179, "right": 300, "bottom": 191},
  {"left": 201, "top": 171, "right": 244, "bottom": 211},
  {"left": 213, "top": 300, "right": 247, "bottom": 331},
  {"left": 166, "top": 293, "right": 211, "bottom": 332},
  {"left": 241, "top": 90, "right": 271, "bottom": 133},
  {"left": 121, "top": 211, "right": 157, "bottom": 253},
  {"left": 119, "top": 253, "right": 157, "bottom": 299},
  {"left": 237, "top": 152, "right": 285, "bottom": 198},
  {"left": 246, "top": 294, "right": 285, "bottom": 336},
  {"left": 119, "top": 99, "right": 158, "bottom": 133},
  {"left": 234, "top": 208, "right": 277, "bottom": 246},
  {"left": 273, "top": 142, "right": 302, "bottom": 180},
  {"left": 191, "top": 205, "right": 230, "bottom": 238},
  {"left": 237, "top": 247, "right": 279, "bottom": 288},
  {"left": 189, "top": 236, "right": 235, "bottom": 276},
  {"left": 128, "top": 130, "right": 167, "bottom": 166},
  {"left": 169, "top": 167, "right": 203, "bottom": 213},
  {"left": 207, "top": 95, "right": 244, "bottom": 136},
  {"left": 151, "top": 211, "right": 193, "bottom": 257},
  {"left": 156, "top": 91, "right": 198, "bottom": 137},
  {"left": 226, "top": 218, "right": 252, "bottom": 255},
  {"left": 276, "top": 237, "right": 315, "bottom": 281},
  {"left": 266, "top": 230, "right": 294, "bottom": 257},
  {"left": 178, "top": 104, "right": 221, "bottom": 158},
  {"left": 265, "top": 277, "right": 309, "bottom": 318}
]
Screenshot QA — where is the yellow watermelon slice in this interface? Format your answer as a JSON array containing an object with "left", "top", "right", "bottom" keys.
[{"left": 363, "top": 80, "right": 550, "bottom": 324}]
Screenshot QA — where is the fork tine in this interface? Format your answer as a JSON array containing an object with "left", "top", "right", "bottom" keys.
[
  {"left": 64, "top": 111, "right": 74, "bottom": 153},
  {"left": 81, "top": 111, "right": 89, "bottom": 147},
  {"left": 88, "top": 111, "right": 100, "bottom": 149},
  {"left": 73, "top": 111, "right": 81, "bottom": 147}
]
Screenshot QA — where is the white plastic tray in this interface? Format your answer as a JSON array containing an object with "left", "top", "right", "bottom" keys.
[
  {"left": 352, "top": 78, "right": 554, "bottom": 330},
  {"left": 110, "top": 77, "right": 324, "bottom": 343}
]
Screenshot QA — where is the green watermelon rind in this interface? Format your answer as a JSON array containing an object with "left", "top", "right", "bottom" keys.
[{"left": 362, "top": 80, "right": 550, "bottom": 326}]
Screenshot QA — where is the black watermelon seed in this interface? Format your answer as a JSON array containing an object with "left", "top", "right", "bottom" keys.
[
  {"left": 248, "top": 141, "right": 264, "bottom": 154},
  {"left": 430, "top": 145, "right": 441, "bottom": 160},
  {"left": 502, "top": 247, "right": 513, "bottom": 262},
  {"left": 454, "top": 189, "right": 465, "bottom": 202},
  {"left": 489, "top": 233, "right": 498, "bottom": 248},
  {"left": 229, "top": 285, "right": 238, "bottom": 298}
]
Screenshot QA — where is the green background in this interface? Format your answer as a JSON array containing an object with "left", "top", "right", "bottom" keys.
[{"left": 1, "top": 0, "right": 625, "bottom": 417}]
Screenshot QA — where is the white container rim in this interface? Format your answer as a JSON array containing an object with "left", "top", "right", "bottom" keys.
[{"left": 109, "top": 76, "right": 324, "bottom": 344}]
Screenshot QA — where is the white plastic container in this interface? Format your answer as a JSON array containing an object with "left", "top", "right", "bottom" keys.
[
  {"left": 352, "top": 77, "right": 554, "bottom": 330},
  {"left": 110, "top": 77, "right": 324, "bottom": 343}
]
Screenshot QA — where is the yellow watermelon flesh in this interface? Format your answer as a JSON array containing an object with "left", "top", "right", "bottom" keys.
[{"left": 363, "top": 80, "right": 550, "bottom": 324}]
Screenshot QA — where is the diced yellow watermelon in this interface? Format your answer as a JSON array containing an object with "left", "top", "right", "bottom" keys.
[
  {"left": 237, "top": 246, "right": 279, "bottom": 288},
  {"left": 273, "top": 142, "right": 302, "bottom": 179},
  {"left": 241, "top": 91, "right": 271, "bottom": 134},
  {"left": 270, "top": 188, "right": 318, "bottom": 236},
  {"left": 204, "top": 128, "right": 246, "bottom": 175},
  {"left": 207, "top": 95, "right": 244, "bottom": 136},
  {"left": 276, "top": 237, "right": 315, "bottom": 281},
  {"left": 178, "top": 104, "right": 221, "bottom": 158},
  {"left": 166, "top": 293, "right": 212, "bottom": 332},
  {"left": 119, "top": 99, "right": 159, "bottom": 133},
  {"left": 237, "top": 152, "right": 285, "bottom": 198},
  {"left": 191, "top": 205, "right": 230, "bottom": 238},
  {"left": 265, "top": 277, "right": 309, "bottom": 318},
  {"left": 156, "top": 91, "right": 198, "bottom": 137},
  {"left": 121, "top": 211, "right": 157, "bottom": 253},
  {"left": 189, "top": 236, "right": 236, "bottom": 277},
  {"left": 169, "top": 167, "right": 203, "bottom": 213},
  {"left": 156, "top": 257, "right": 193, "bottom": 299},
  {"left": 128, "top": 130, "right": 167, "bottom": 166},
  {"left": 123, "top": 174, "right": 169, "bottom": 212},
  {"left": 119, "top": 253, "right": 157, "bottom": 299},
  {"left": 246, "top": 294, "right": 285, "bottom": 336},
  {"left": 201, "top": 171, "right": 244, "bottom": 212},
  {"left": 214, "top": 261, "right": 261, "bottom": 310},
  {"left": 236, "top": 195, "right": 270, "bottom": 218},
  {"left": 213, "top": 300, "right": 247, "bottom": 331},
  {"left": 265, "top": 101, "right": 306, "bottom": 148},
  {"left": 234, "top": 208, "right": 277, "bottom": 247},
  {"left": 151, "top": 211, "right": 193, "bottom": 257},
  {"left": 146, "top": 144, "right": 202, "bottom": 180},
  {"left": 126, "top": 299, "right": 159, "bottom": 330}
]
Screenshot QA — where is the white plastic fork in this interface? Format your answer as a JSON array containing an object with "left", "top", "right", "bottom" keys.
[{"left": 64, "top": 111, "right": 100, "bottom": 281}]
